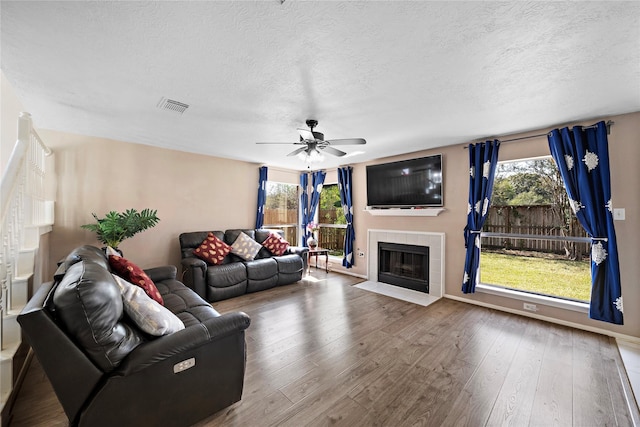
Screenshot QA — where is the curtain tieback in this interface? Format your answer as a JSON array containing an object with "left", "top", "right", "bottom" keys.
[{"left": 468, "top": 230, "right": 482, "bottom": 234}]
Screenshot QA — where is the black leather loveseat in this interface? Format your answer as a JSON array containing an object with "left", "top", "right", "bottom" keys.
[
  {"left": 18, "top": 245, "right": 251, "bottom": 427},
  {"left": 180, "top": 229, "right": 308, "bottom": 302}
]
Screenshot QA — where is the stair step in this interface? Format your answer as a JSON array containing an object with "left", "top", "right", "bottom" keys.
[
  {"left": 1, "top": 314, "right": 22, "bottom": 349},
  {"left": 16, "top": 249, "right": 35, "bottom": 277},
  {"left": 10, "top": 276, "right": 30, "bottom": 310},
  {"left": 0, "top": 341, "right": 21, "bottom": 397},
  {"left": 21, "top": 226, "right": 40, "bottom": 249}
]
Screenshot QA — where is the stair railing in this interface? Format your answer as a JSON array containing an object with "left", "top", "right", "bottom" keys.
[{"left": 0, "top": 112, "right": 53, "bottom": 350}]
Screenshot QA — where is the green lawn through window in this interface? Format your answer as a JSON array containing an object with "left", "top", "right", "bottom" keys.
[{"left": 480, "top": 251, "right": 591, "bottom": 302}]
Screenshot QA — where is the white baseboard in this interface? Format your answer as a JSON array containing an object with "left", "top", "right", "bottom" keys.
[{"left": 444, "top": 293, "right": 640, "bottom": 344}]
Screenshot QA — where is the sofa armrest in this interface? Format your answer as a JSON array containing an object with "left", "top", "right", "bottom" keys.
[
  {"left": 286, "top": 246, "right": 309, "bottom": 270},
  {"left": 144, "top": 265, "right": 177, "bottom": 282},
  {"left": 180, "top": 257, "right": 207, "bottom": 299},
  {"left": 116, "top": 311, "right": 250, "bottom": 376}
]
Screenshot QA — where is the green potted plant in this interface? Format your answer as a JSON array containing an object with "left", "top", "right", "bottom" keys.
[{"left": 81, "top": 208, "right": 160, "bottom": 251}]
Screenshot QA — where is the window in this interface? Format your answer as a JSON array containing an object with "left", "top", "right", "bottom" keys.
[
  {"left": 318, "top": 184, "right": 346, "bottom": 257},
  {"left": 479, "top": 157, "right": 591, "bottom": 303},
  {"left": 264, "top": 182, "right": 298, "bottom": 244}
]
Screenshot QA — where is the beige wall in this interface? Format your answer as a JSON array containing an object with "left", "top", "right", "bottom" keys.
[
  {"left": 40, "top": 130, "right": 261, "bottom": 272},
  {"left": 329, "top": 111, "right": 639, "bottom": 339},
  {"left": 38, "top": 111, "right": 639, "bottom": 339}
]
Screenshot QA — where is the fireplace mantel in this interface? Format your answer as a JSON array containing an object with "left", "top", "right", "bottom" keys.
[
  {"left": 367, "top": 229, "right": 445, "bottom": 299},
  {"left": 364, "top": 207, "right": 445, "bottom": 217}
]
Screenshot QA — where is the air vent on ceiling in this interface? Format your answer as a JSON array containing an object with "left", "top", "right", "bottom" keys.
[{"left": 157, "top": 97, "right": 189, "bottom": 114}]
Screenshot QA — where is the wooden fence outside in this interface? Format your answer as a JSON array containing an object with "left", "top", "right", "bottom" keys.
[
  {"left": 264, "top": 208, "right": 298, "bottom": 243},
  {"left": 264, "top": 208, "right": 345, "bottom": 255},
  {"left": 318, "top": 227, "right": 346, "bottom": 256},
  {"left": 264, "top": 208, "right": 298, "bottom": 225},
  {"left": 483, "top": 205, "right": 590, "bottom": 257}
]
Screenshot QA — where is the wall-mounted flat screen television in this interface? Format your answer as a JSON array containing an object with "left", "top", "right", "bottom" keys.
[{"left": 366, "top": 154, "right": 443, "bottom": 208}]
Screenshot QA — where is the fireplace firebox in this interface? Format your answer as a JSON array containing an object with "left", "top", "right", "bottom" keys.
[{"left": 378, "top": 242, "right": 429, "bottom": 293}]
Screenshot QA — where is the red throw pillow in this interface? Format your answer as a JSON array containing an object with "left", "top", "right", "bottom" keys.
[
  {"left": 262, "top": 233, "right": 290, "bottom": 256},
  {"left": 193, "top": 232, "right": 232, "bottom": 265},
  {"left": 109, "top": 255, "right": 164, "bottom": 305}
]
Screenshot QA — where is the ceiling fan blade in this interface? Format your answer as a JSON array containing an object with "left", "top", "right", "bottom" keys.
[
  {"left": 320, "top": 146, "right": 347, "bottom": 157},
  {"left": 325, "top": 138, "right": 366, "bottom": 145},
  {"left": 256, "top": 142, "right": 298, "bottom": 145},
  {"left": 287, "top": 147, "right": 308, "bottom": 157},
  {"left": 297, "top": 128, "right": 315, "bottom": 141}
]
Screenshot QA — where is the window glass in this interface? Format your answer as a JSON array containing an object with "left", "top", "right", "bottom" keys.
[
  {"left": 264, "top": 182, "right": 298, "bottom": 244},
  {"left": 318, "top": 184, "right": 346, "bottom": 257},
  {"left": 480, "top": 157, "right": 591, "bottom": 302}
]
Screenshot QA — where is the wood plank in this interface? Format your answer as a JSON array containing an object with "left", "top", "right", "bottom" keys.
[
  {"left": 485, "top": 318, "right": 546, "bottom": 426},
  {"left": 9, "top": 272, "right": 638, "bottom": 427},
  {"left": 529, "top": 323, "right": 575, "bottom": 427},
  {"left": 572, "top": 329, "right": 617, "bottom": 426},
  {"left": 440, "top": 312, "right": 526, "bottom": 426}
]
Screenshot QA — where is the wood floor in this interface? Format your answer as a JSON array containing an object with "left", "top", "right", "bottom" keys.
[{"left": 9, "top": 272, "right": 640, "bottom": 426}]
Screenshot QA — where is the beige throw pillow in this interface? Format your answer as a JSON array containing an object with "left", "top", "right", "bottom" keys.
[
  {"left": 231, "top": 232, "right": 263, "bottom": 261},
  {"left": 113, "top": 274, "right": 185, "bottom": 336}
]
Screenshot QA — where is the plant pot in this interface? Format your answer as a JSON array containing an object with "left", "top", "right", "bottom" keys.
[
  {"left": 102, "top": 246, "right": 123, "bottom": 257},
  {"left": 307, "top": 237, "right": 317, "bottom": 249}
]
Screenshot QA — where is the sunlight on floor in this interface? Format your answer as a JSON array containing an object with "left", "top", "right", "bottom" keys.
[{"left": 304, "top": 275, "right": 328, "bottom": 283}]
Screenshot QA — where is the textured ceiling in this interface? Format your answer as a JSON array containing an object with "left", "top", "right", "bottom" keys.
[{"left": 2, "top": 1, "right": 639, "bottom": 171}]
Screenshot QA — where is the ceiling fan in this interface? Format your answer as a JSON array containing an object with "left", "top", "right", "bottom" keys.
[{"left": 257, "top": 119, "right": 366, "bottom": 162}]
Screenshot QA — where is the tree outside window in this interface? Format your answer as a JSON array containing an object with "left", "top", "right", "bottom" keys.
[
  {"left": 480, "top": 157, "right": 591, "bottom": 302},
  {"left": 264, "top": 182, "right": 298, "bottom": 244},
  {"left": 318, "top": 184, "right": 346, "bottom": 257}
]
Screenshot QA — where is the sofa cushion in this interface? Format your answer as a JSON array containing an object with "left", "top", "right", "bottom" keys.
[
  {"left": 262, "top": 233, "right": 290, "bottom": 256},
  {"left": 231, "top": 232, "right": 263, "bottom": 261},
  {"left": 109, "top": 255, "right": 164, "bottom": 305},
  {"left": 275, "top": 254, "right": 303, "bottom": 274},
  {"left": 113, "top": 275, "right": 185, "bottom": 336},
  {"left": 154, "top": 279, "right": 221, "bottom": 328},
  {"left": 53, "top": 261, "right": 143, "bottom": 372},
  {"left": 207, "top": 262, "right": 247, "bottom": 288},
  {"left": 245, "top": 258, "right": 278, "bottom": 280},
  {"left": 193, "top": 232, "right": 232, "bottom": 265}
]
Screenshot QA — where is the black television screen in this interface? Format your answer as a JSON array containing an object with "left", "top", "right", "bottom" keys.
[{"left": 366, "top": 155, "right": 443, "bottom": 207}]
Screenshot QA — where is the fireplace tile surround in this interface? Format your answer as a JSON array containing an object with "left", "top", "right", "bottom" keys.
[{"left": 367, "top": 229, "right": 445, "bottom": 299}]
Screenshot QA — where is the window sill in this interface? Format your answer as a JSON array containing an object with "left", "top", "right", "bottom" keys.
[{"left": 476, "top": 284, "right": 589, "bottom": 314}]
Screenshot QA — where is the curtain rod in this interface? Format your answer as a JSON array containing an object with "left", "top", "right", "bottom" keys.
[{"left": 464, "top": 120, "right": 614, "bottom": 148}]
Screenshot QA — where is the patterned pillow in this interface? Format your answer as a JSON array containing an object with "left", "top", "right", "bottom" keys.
[
  {"left": 262, "top": 233, "right": 290, "bottom": 256},
  {"left": 108, "top": 255, "right": 164, "bottom": 305},
  {"left": 193, "top": 232, "right": 232, "bottom": 265},
  {"left": 231, "top": 232, "right": 263, "bottom": 261},
  {"left": 113, "top": 275, "right": 184, "bottom": 336}
]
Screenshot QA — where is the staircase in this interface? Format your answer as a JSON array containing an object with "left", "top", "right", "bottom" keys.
[{"left": 0, "top": 113, "right": 54, "bottom": 421}]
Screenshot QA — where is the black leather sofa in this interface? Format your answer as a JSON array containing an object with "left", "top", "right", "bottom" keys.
[
  {"left": 180, "top": 229, "right": 308, "bottom": 302},
  {"left": 18, "top": 245, "right": 251, "bottom": 427}
]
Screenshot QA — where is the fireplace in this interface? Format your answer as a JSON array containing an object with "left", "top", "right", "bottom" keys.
[
  {"left": 368, "top": 230, "right": 444, "bottom": 299},
  {"left": 378, "top": 242, "right": 429, "bottom": 293}
]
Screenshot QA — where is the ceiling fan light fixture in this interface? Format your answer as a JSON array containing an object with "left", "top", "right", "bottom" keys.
[
  {"left": 298, "top": 147, "right": 324, "bottom": 163},
  {"left": 258, "top": 119, "right": 366, "bottom": 162}
]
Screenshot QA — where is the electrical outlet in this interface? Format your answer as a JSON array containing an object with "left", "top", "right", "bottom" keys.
[
  {"left": 523, "top": 303, "right": 537, "bottom": 312},
  {"left": 614, "top": 208, "right": 625, "bottom": 220}
]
